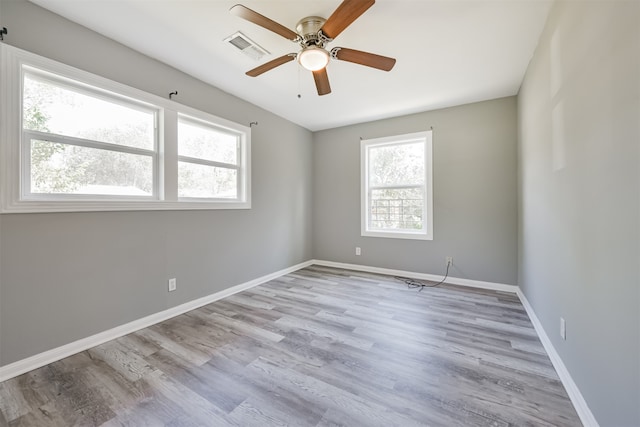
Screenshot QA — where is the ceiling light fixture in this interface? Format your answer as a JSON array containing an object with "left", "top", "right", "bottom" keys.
[{"left": 298, "top": 46, "right": 330, "bottom": 71}]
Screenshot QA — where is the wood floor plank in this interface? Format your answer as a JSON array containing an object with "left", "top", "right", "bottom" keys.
[
  {"left": 0, "top": 381, "right": 30, "bottom": 422},
  {"left": 248, "top": 356, "right": 425, "bottom": 427},
  {"left": 0, "top": 266, "right": 582, "bottom": 426}
]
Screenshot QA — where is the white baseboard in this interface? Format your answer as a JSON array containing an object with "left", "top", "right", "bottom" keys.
[
  {"left": 517, "top": 289, "right": 599, "bottom": 427},
  {"left": 310, "top": 259, "right": 518, "bottom": 293},
  {"left": 0, "top": 258, "right": 599, "bottom": 427},
  {"left": 0, "top": 260, "right": 314, "bottom": 383},
  {"left": 311, "top": 259, "right": 598, "bottom": 426}
]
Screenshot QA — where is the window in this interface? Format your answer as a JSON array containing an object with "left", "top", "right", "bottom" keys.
[
  {"left": 22, "top": 68, "right": 158, "bottom": 199},
  {"left": 178, "top": 116, "right": 245, "bottom": 200},
  {"left": 361, "top": 131, "right": 433, "bottom": 240},
  {"left": 0, "top": 44, "right": 251, "bottom": 212}
]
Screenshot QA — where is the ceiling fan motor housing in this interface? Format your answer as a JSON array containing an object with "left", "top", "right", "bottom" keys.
[{"left": 296, "top": 16, "right": 328, "bottom": 48}]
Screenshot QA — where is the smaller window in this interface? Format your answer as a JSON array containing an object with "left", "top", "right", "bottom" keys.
[
  {"left": 177, "top": 115, "right": 246, "bottom": 202},
  {"left": 361, "top": 131, "right": 433, "bottom": 240}
]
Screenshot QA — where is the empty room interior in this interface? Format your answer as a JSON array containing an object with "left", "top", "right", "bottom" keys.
[{"left": 0, "top": 0, "right": 638, "bottom": 426}]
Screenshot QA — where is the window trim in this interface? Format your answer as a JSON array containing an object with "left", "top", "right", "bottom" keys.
[
  {"left": 360, "top": 130, "right": 433, "bottom": 240},
  {"left": 176, "top": 114, "right": 246, "bottom": 202},
  {"left": 0, "top": 44, "right": 251, "bottom": 213}
]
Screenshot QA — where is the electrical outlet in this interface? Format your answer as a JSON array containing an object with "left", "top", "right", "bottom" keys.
[
  {"left": 168, "top": 278, "right": 177, "bottom": 292},
  {"left": 446, "top": 256, "right": 453, "bottom": 267},
  {"left": 560, "top": 317, "right": 566, "bottom": 340},
  {"left": 355, "top": 247, "right": 361, "bottom": 256}
]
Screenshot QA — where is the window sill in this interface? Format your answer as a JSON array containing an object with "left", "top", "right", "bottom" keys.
[
  {"left": 362, "top": 229, "right": 433, "bottom": 241},
  {"left": 1, "top": 199, "right": 251, "bottom": 214}
]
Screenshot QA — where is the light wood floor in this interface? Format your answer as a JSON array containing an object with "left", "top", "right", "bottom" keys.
[{"left": 0, "top": 266, "right": 582, "bottom": 426}]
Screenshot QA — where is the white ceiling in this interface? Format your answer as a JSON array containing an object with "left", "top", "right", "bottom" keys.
[{"left": 28, "top": 0, "right": 553, "bottom": 131}]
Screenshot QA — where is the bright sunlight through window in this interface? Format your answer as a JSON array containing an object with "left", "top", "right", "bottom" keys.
[
  {"left": 361, "top": 131, "right": 433, "bottom": 240},
  {"left": 23, "top": 70, "right": 157, "bottom": 198},
  {"left": 178, "top": 116, "right": 242, "bottom": 200},
  {"left": 0, "top": 44, "right": 251, "bottom": 213}
]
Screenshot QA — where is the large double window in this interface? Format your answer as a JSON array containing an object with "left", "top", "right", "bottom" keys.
[
  {"left": 361, "top": 131, "right": 433, "bottom": 240},
  {"left": 1, "top": 44, "right": 250, "bottom": 212}
]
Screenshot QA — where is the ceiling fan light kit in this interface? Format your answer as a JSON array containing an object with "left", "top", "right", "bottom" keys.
[
  {"left": 298, "top": 46, "right": 330, "bottom": 71},
  {"left": 230, "top": 0, "right": 396, "bottom": 96}
]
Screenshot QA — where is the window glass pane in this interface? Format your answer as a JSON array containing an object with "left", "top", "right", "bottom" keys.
[
  {"left": 178, "top": 119, "right": 238, "bottom": 165},
  {"left": 370, "top": 187, "right": 424, "bottom": 231},
  {"left": 178, "top": 162, "right": 237, "bottom": 199},
  {"left": 30, "top": 140, "right": 153, "bottom": 196},
  {"left": 23, "top": 73, "right": 155, "bottom": 150},
  {"left": 369, "top": 142, "right": 424, "bottom": 187}
]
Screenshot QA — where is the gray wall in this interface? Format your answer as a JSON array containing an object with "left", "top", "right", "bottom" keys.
[
  {"left": 3, "top": 2, "right": 638, "bottom": 425},
  {"left": 313, "top": 97, "right": 518, "bottom": 285},
  {"left": 0, "top": 0, "right": 313, "bottom": 366},
  {"left": 518, "top": 1, "right": 639, "bottom": 425}
]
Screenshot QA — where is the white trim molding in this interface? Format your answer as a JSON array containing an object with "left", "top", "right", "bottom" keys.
[
  {"left": 0, "top": 260, "right": 313, "bottom": 382},
  {"left": 311, "top": 259, "right": 518, "bottom": 293},
  {"left": 0, "top": 44, "right": 252, "bottom": 213},
  {"left": 517, "top": 290, "right": 600, "bottom": 427},
  {"left": 360, "top": 131, "right": 434, "bottom": 241},
  {"left": 0, "top": 257, "right": 598, "bottom": 427}
]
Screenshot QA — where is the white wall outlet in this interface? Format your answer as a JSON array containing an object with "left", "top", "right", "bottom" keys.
[
  {"left": 446, "top": 256, "right": 453, "bottom": 266},
  {"left": 355, "top": 247, "right": 361, "bottom": 256},
  {"left": 560, "top": 317, "right": 566, "bottom": 340},
  {"left": 168, "top": 278, "right": 177, "bottom": 292}
]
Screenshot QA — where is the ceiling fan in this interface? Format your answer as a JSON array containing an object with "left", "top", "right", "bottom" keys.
[{"left": 230, "top": 0, "right": 396, "bottom": 96}]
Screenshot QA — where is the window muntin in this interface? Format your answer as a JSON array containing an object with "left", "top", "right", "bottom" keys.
[
  {"left": 0, "top": 44, "right": 251, "bottom": 212},
  {"left": 361, "top": 131, "right": 433, "bottom": 240}
]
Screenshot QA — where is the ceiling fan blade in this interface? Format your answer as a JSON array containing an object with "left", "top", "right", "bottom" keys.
[
  {"left": 246, "top": 54, "right": 296, "bottom": 77},
  {"left": 321, "top": 0, "right": 375, "bottom": 39},
  {"left": 333, "top": 47, "right": 396, "bottom": 71},
  {"left": 312, "top": 68, "right": 331, "bottom": 96},
  {"left": 230, "top": 4, "right": 299, "bottom": 41}
]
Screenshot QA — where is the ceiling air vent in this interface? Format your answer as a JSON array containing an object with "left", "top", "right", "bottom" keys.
[{"left": 224, "top": 31, "right": 269, "bottom": 61}]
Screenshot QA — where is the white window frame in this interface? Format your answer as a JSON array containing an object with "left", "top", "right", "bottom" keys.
[
  {"left": 361, "top": 131, "right": 433, "bottom": 240},
  {"left": 21, "top": 67, "right": 160, "bottom": 201},
  {"left": 177, "top": 114, "right": 247, "bottom": 202},
  {"left": 0, "top": 44, "right": 251, "bottom": 213}
]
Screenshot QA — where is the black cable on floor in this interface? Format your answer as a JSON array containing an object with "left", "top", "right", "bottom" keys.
[{"left": 394, "top": 262, "right": 450, "bottom": 292}]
